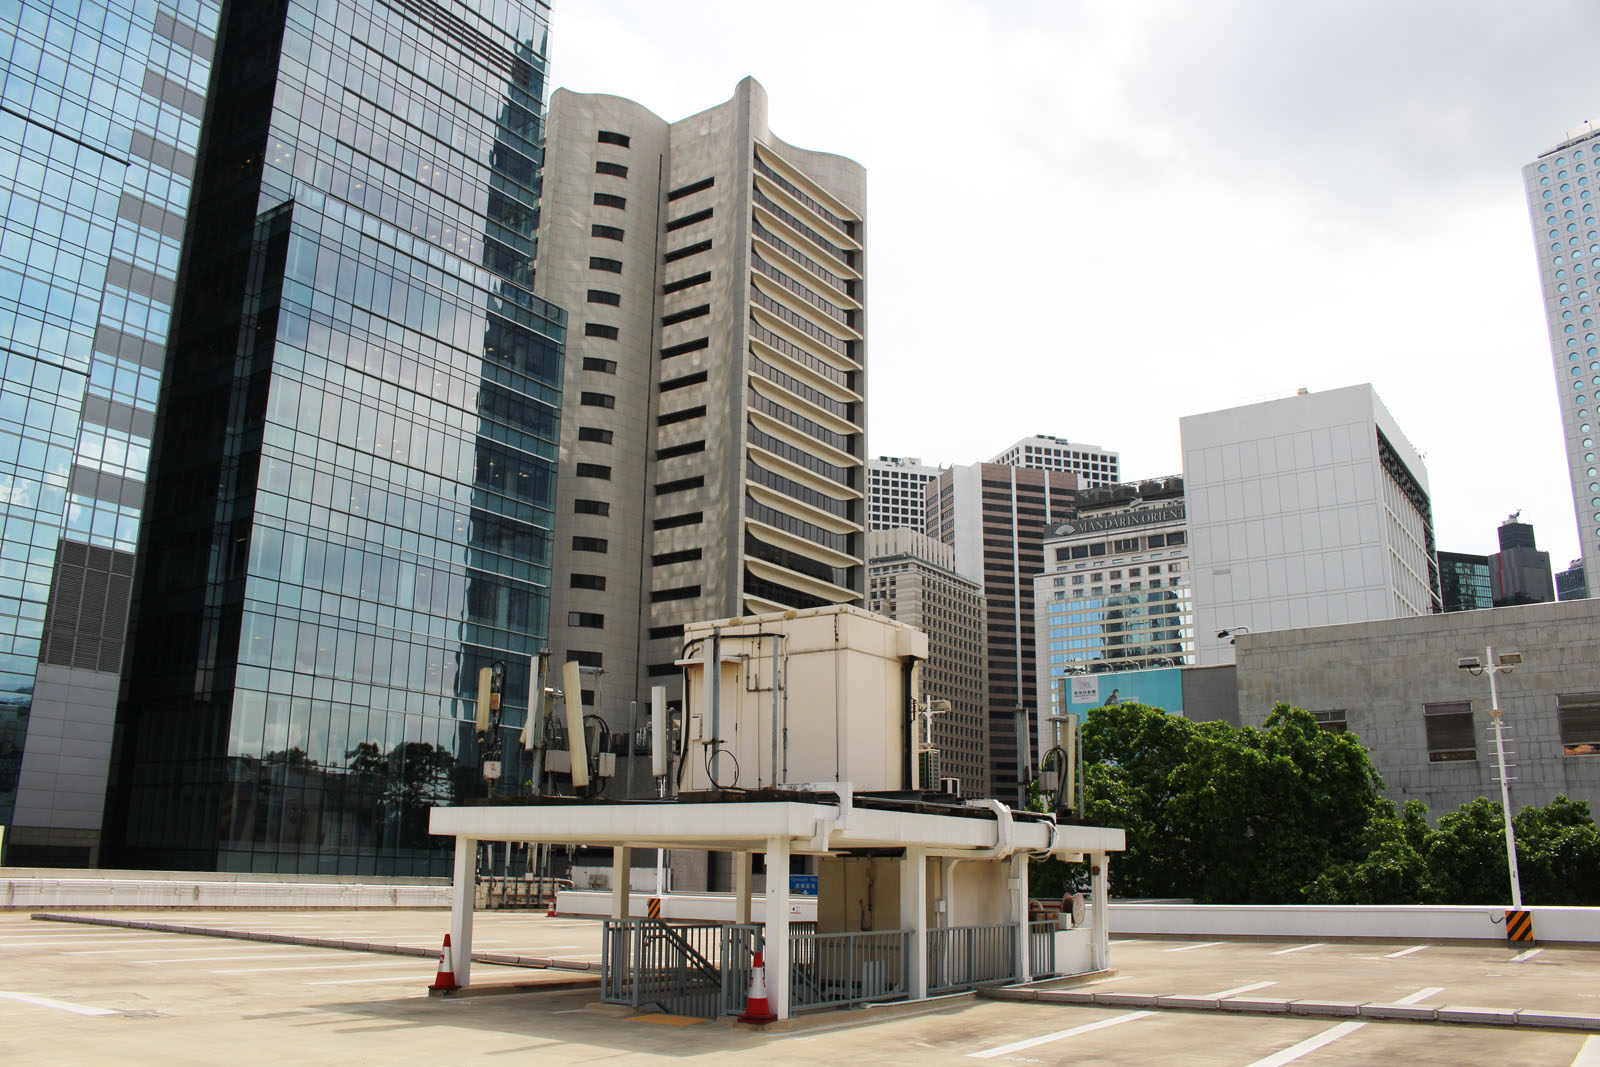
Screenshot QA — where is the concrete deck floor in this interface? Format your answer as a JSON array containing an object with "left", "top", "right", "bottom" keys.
[{"left": 0, "top": 910, "right": 1597, "bottom": 1065}]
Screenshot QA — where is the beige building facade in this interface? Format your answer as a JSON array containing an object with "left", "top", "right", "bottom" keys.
[
  {"left": 535, "top": 79, "right": 868, "bottom": 757},
  {"left": 866, "top": 529, "right": 989, "bottom": 798}
]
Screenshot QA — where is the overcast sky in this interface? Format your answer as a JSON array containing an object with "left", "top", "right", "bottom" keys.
[{"left": 549, "top": 0, "right": 1600, "bottom": 566}]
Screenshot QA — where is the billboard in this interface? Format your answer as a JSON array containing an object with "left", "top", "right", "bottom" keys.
[{"left": 1064, "top": 667, "right": 1184, "bottom": 716}]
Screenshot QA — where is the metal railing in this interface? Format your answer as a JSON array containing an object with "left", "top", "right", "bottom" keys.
[
  {"left": 789, "top": 928, "right": 911, "bottom": 1013},
  {"left": 721, "top": 923, "right": 764, "bottom": 1015},
  {"left": 602, "top": 918, "right": 724, "bottom": 1018},
  {"left": 1029, "top": 920, "right": 1059, "bottom": 979},
  {"left": 926, "top": 923, "right": 1017, "bottom": 994}
]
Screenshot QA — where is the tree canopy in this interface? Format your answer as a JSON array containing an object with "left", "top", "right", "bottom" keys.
[{"left": 1035, "top": 701, "right": 1600, "bottom": 906}]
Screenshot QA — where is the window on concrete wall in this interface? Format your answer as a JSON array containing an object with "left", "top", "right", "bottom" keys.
[
  {"left": 1312, "top": 709, "right": 1347, "bottom": 734},
  {"left": 1423, "top": 701, "right": 1476, "bottom": 761},
  {"left": 1558, "top": 693, "right": 1600, "bottom": 755}
]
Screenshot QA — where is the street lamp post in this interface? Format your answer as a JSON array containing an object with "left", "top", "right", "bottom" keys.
[{"left": 1458, "top": 647, "right": 1525, "bottom": 908}]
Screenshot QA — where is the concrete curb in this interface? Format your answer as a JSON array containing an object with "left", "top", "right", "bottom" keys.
[
  {"left": 979, "top": 986, "right": 1600, "bottom": 1033},
  {"left": 29, "top": 912, "right": 597, "bottom": 974}
]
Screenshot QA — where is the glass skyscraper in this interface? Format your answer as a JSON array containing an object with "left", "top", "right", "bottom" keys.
[
  {"left": 101, "top": 0, "right": 562, "bottom": 875},
  {"left": 0, "top": 0, "right": 222, "bottom": 865}
]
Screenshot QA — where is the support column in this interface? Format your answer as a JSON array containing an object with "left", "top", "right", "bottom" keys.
[
  {"left": 764, "top": 836, "right": 792, "bottom": 1020},
  {"left": 734, "top": 851, "right": 754, "bottom": 924},
  {"left": 1010, "top": 854, "right": 1031, "bottom": 983},
  {"left": 449, "top": 835, "right": 476, "bottom": 988},
  {"left": 1090, "top": 851, "right": 1110, "bottom": 971},
  {"left": 900, "top": 846, "right": 928, "bottom": 1000},
  {"left": 611, "top": 845, "right": 633, "bottom": 919}
]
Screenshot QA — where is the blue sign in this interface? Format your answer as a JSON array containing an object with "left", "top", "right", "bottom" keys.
[
  {"left": 789, "top": 874, "right": 818, "bottom": 896},
  {"left": 1064, "top": 666, "right": 1184, "bottom": 717}
]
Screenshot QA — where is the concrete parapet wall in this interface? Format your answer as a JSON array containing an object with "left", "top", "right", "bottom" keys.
[
  {"left": 1107, "top": 903, "right": 1600, "bottom": 942},
  {"left": 555, "top": 888, "right": 817, "bottom": 922},
  {"left": 3, "top": 869, "right": 450, "bottom": 910}
]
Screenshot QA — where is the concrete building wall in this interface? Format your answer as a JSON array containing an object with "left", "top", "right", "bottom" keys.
[
  {"left": 867, "top": 528, "right": 988, "bottom": 798},
  {"left": 538, "top": 93, "right": 670, "bottom": 721},
  {"left": 1182, "top": 384, "right": 1438, "bottom": 667},
  {"left": 1233, "top": 599, "right": 1600, "bottom": 817},
  {"left": 926, "top": 464, "right": 1077, "bottom": 804},
  {"left": 539, "top": 80, "right": 868, "bottom": 761}
]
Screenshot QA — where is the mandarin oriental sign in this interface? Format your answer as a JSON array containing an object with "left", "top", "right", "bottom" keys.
[{"left": 1047, "top": 503, "right": 1186, "bottom": 537}]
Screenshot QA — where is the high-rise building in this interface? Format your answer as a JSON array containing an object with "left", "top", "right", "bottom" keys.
[
  {"left": 1489, "top": 514, "right": 1555, "bottom": 607},
  {"left": 0, "top": 0, "right": 223, "bottom": 866},
  {"left": 1523, "top": 127, "right": 1600, "bottom": 600},
  {"left": 1034, "top": 477, "right": 1193, "bottom": 724},
  {"left": 926, "top": 463, "right": 1076, "bottom": 805},
  {"left": 865, "top": 529, "right": 987, "bottom": 798},
  {"left": 867, "top": 456, "right": 942, "bottom": 532},
  {"left": 1181, "top": 385, "right": 1441, "bottom": 666},
  {"left": 101, "top": 0, "right": 564, "bottom": 875},
  {"left": 536, "top": 79, "right": 866, "bottom": 742},
  {"left": 1437, "top": 551, "right": 1493, "bottom": 612},
  {"left": 990, "top": 434, "right": 1120, "bottom": 487},
  {"left": 1558, "top": 558, "right": 1587, "bottom": 601}
]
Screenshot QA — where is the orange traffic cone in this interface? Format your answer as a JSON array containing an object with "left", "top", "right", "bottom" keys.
[
  {"left": 738, "top": 950, "right": 777, "bottom": 1023},
  {"left": 429, "top": 934, "right": 460, "bottom": 993}
]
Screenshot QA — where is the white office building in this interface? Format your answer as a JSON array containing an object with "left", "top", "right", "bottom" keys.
[
  {"left": 991, "top": 434, "right": 1120, "bottom": 487},
  {"left": 867, "top": 456, "right": 943, "bottom": 532},
  {"left": 1181, "top": 385, "right": 1440, "bottom": 666},
  {"left": 1034, "top": 477, "right": 1193, "bottom": 722},
  {"left": 1523, "top": 126, "right": 1600, "bottom": 598}
]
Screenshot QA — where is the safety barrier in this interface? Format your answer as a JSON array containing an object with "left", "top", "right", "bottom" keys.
[
  {"left": 601, "top": 918, "right": 724, "bottom": 1018},
  {"left": 790, "top": 928, "right": 911, "bottom": 1012},
  {"left": 1029, "top": 919, "right": 1060, "bottom": 978},
  {"left": 926, "top": 923, "right": 1016, "bottom": 994}
]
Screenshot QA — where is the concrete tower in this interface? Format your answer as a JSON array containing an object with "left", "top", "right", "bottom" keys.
[{"left": 536, "top": 79, "right": 867, "bottom": 751}]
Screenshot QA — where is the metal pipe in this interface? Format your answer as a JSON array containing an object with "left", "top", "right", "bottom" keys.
[{"left": 1486, "top": 644, "right": 1523, "bottom": 909}]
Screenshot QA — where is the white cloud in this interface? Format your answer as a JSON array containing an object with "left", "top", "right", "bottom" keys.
[{"left": 549, "top": 0, "right": 1590, "bottom": 563}]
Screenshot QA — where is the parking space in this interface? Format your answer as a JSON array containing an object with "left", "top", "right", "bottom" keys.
[{"left": 1, "top": 914, "right": 1598, "bottom": 1065}]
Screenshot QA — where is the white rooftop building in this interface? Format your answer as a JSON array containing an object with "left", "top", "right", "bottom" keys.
[
  {"left": 1181, "top": 385, "right": 1440, "bottom": 666},
  {"left": 991, "top": 434, "right": 1120, "bottom": 487}
]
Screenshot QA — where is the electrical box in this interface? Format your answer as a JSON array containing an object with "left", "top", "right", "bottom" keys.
[{"left": 678, "top": 604, "right": 928, "bottom": 792}]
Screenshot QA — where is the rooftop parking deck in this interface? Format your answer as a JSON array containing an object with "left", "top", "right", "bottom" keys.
[{"left": 2, "top": 910, "right": 1598, "bottom": 1065}]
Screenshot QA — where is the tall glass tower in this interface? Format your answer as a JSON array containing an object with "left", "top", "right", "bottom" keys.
[
  {"left": 102, "top": 0, "right": 563, "bottom": 875},
  {"left": 1525, "top": 127, "right": 1600, "bottom": 599},
  {"left": 0, "top": 0, "right": 223, "bottom": 866}
]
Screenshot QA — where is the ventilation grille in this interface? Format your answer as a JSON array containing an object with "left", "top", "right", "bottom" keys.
[{"left": 41, "top": 539, "right": 135, "bottom": 674}]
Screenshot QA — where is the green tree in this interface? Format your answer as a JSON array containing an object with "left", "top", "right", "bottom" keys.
[
  {"left": 1080, "top": 701, "right": 1391, "bottom": 903},
  {"left": 1513, "top": 794, "right": 1600, "bottom": 905}
]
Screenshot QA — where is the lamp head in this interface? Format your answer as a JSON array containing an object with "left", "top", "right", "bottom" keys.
[
  {"left": 1457, "top": 656, "right": 1483, "bottom": 675},
  {"left": 1497, "top": 652, "right": 1523, "bottom": 668}
]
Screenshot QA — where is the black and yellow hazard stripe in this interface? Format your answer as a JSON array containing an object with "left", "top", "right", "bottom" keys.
[
  {"left": 647, "top": 896, "right": 662, "bottom": 920},
  {"left": 1505, "top": 909, "right": 1534, "bottom": 942}
]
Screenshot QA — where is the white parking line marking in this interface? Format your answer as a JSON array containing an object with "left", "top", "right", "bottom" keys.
[
  {"left": 9, "top": 940, "right": 201, "bottom": 951},
  {"left": 1244, "top": 1021, "right": 1366, "bottom": 1067},
  {"left": 1512, "top": 948, "right": 1544, "bottom": 963},
  {"left": 1572, "top": 1035, "right": 1600, "bottom": 1067},
  {"left": 136, "top": 953, "right": 350, "bottom": 965},
  {"left": 968, "top": 1011, "right": 1156, "bottom": 1059},
  {"left": 1163, "top": 941, "right": 1224, "bottom": 953},
  {"left": 1110, "top": 939, "right": 1142, "bottom": 945},
  {"left": 1269, "top": 943, "right": 1324, "bottom": 956},
  {"left": 0, "top": 991, "right": 118, "bottom": 1016},
  {"left": 1393, "top": 986, "right": 1445, "bottom": 1005},
  {"left": 215, "top": 961, "right": 424, "bottom": 974},
  {"left": 1078, "top": 975, "right": 1134, "bottom": 987},
  {"left": 64, "top": 942, "right": 246, "bottom": 954},
  {"left": 1207, "top": 981, "right": 1277, "bottom": 998},
  {"left": 305, "top": 974, "right": 435, "bottom": 985},
  {"left": 1383, "top": 945, "right": 1427, "bottom": 958}
]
